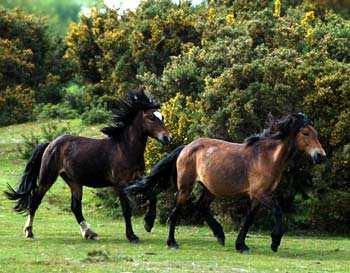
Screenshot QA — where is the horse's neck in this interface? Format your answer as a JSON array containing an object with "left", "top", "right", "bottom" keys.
[
  {"left": 119, "top": 125, "right": 147, "bottom": 162},
  {"left": 265, "top": 138, "right": 295, "bottom": 172}
]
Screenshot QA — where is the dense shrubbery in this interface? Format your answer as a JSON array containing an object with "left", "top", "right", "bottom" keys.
[
  {"left": 65, "top": 0, "right": 201, "bottom": 104},
  {"left": 81, "top": 104, "right": 110, "bottom": 125},
  {"left": 0, "top": 9, "right": 74, "bottom": 126},
  {"left": 34, "top": 103, "right": 78, "bottom": 120},
  {"left": 139, "top": 1, "right": 350, "bottom": 232},
  {"left": 3, "top": 0, "right": 349, "bottom": 232}
]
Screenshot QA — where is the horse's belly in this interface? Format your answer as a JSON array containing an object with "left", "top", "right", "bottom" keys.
[
  {"left": 202, "top": 177, "right": 248, "bottom": 197},
  {"left": 83, "top": 179, "right": 113, "bottom": 188},
  {"left": 197, "top": 153, "right": 249, "bottom": 198}
]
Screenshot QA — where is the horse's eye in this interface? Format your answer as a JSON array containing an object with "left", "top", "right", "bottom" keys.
[{"left": 302, "top": 132, "right": 309, "bottom": 136}]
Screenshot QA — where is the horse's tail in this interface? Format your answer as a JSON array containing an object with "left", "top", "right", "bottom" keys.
[
  {"left": 4, "top": 142, "right": 50, "bottom": 214},
  {"left": 124, "top": 145, "right": 185, "bottom": 198}
]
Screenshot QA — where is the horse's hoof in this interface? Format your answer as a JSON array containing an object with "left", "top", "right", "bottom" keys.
[
  {"left": 271, "top": 243, "right": 279, "bottom": 252},
  {"left": 216, "top": 236, "right": 225, "bottom": 246},
  {"left": 24, "top": 226, "right": 34, "bottom": 239},
  {"left": 127, "top": 235, "right": 140, "bottom": 244},
  {"left": 236, "top": 243, "right": 250, "bottom": 253},
  {"left": 83, "top": 229, "right": 99, "bottom": 240},
  {"left": 144, "top": 220, "right": 154, "bottom": 233},
  {"left": 167, "top": 240, "right": 179, "bottom": 249}
]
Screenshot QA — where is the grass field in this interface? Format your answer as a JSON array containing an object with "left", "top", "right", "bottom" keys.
[{"left": 0, "top": 120, "right": 349, "bottom": 273}]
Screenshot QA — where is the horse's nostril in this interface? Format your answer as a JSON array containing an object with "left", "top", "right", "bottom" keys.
[
  {"left": 160, "top": 135, "right": 171, "bottom": 144},
  {"left": 313, "top": 153, "right": 326, "bottom": 164},
  {"left": 165, "top": 136, "right": 171, "bottom": 144}
]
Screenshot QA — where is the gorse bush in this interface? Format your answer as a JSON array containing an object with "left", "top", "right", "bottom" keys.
[
  {"left": 65, "top": 1, "right": 201, "bottom": 103},
  {"left": 0, "top": 9, "right": 74, "bottom": 126}
]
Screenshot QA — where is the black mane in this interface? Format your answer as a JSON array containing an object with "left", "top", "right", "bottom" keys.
[
  {"left": 101, "top": 88, "right": 160, "bottom": 138},
  {"left": 245, "top": 113, "right": 313, "bottom": 146}
]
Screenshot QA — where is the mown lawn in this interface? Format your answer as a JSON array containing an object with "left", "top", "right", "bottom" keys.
[{"left": 0, "top": 121, "right": 349, "bottom": 273}]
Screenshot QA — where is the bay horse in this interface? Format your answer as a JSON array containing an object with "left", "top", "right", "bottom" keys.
[
  {"left": 5, "top": 89, "right": 170, "bottom": 242},
  {"left": 125, "top": 113, "right": 326, "bottom": 252}
]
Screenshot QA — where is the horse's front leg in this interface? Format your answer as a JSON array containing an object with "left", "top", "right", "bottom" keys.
[
  {"left": 270, "top": 201, "right": 286, "bottom": 252},
  {"left": 119, "top": 190, "right": 139, "bottom": 243},
  {"left": 258, "top": 194, "right": 286, "bottom": 252},
  {"left": 235, "top": 199, "right": 260, "bottom": 252}
]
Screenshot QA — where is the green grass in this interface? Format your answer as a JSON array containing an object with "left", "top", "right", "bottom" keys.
[{"left": 0, "top": 120, "right": 349, "bottom": 273}]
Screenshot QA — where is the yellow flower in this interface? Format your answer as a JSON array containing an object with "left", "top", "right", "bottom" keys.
[
  {"left": 301, "top": 11, "right": 315, "bottom": 28},
  {"left": 226, "top": 14, "right": 235, "bottom": 26},
  {"left": 306, "top": 27, "right": 314, "bottom": 45},
  {"left": 274, "top": 0, "right": 281, "bottom": 17},
  {"left": 301, "top": 11, "right": 315, "bottom": 45},
  {"left": 208, "top": 8, "right": 216, "bottom": 22}
]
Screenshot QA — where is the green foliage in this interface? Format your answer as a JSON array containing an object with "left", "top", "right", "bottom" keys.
[
  {"left": 0, "top": 9, "right": 74, "bottom": 126},
  {"left": 138, "top": 1, "right": 349, "bottom": 232},
  {"left": 63, "top": 84, "right": 90, "bottom": 114},
  {"left": 19, "top": 121, "right": 82, "bottom": 159},
  {"left": 0, "top": 85, "right": 35, "bottom": 125},
  {"left": 65, "top": 0, "right": 201, "bottom": 102},
  {"left": 34, "top": 103, "right": 78, "bottom": 120},
  {"left": 81, "top": 104, "right": 110, "bottom": 125}
]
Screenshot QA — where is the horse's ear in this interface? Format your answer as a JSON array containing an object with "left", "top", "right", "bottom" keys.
[
  {"left": 136, "top": 85, "right": 145, "bottom": 95},
  {"left": 277, "top": 114, "right": 295, "bottom": 136}
]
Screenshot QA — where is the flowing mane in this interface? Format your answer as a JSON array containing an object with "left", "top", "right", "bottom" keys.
[
  {"left": 245, "top": 113, "right": 313, "bottom": 146},
  {"left": 101, "top": 89, "right": 160, "bottom": 138}
]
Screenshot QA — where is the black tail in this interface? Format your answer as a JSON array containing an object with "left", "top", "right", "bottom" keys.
[
  {"left": 4, "top": 142, "right": 49, "bottom": 214},
  {"left": 124, "top": 145, "right": 185, "bottom": 198}
]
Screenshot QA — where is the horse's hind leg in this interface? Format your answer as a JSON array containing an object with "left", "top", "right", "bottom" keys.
[
  {"left": 195, "top": 188, "right": 225, "bottom": 246},
  {"left": 24, "top": 173, "right": 57, "bottom": 238},
  {"left": 60, "top": 174, "right": 99, "bottom": 240},
  {"left": 144, "top": 195, "right": 157, "bottom": 232},
  {"left": 119, "top": 190, "right": 139, "bottom": 243},
  {"left": 166, "top": 202, "right": 182, "bottom": 249},
  {"left": 167, "top": 186, "right": 192, "bottom": 249},
  {"left": 235, "top": 199, "right": 260, "bottom": 253}
]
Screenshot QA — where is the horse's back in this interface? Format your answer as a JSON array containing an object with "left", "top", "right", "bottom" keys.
[
  {"left": 177, "top": 138, "right": 249, "bottom": 197},
  {"left": 41, "top": 134, "right": 113, "bottom": 187}
]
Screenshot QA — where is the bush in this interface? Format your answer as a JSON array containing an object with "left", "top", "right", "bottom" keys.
[
  {"left": 62, "top": 84, "right": 90, "bottom": 114},
  {"left": 139, "top": 2, "right": 350, "bottom": 232},
  {"left": 0, "top": 9, "right": 74, "bottom": 126},
  {"left": 0, "top": 85, "right": 35, "bottom": 125},
  {"left": 65, "top": 0, "right": 201, "bottom": 104},
  {"left": 19, "top": 120, "right": 81, "bottom": 159},
  {"left": 34, "top": 103, "right": 78, "bottom": 120},
  {"left": 81, "top": 104, "right": 110, "bottom": 125}
]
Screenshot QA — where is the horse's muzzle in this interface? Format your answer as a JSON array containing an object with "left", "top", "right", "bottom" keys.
[
  {"left": 159, "top": 135, "right": 171, "bottom": 145},
  {"left": 312, "top": 153, "right": 326, "bottom": 164}
]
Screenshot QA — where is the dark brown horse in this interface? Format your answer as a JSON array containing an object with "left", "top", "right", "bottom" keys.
[
  {"left": 5, "top": 90, "right": 170, "bottom": 242},
  {"left": 125, "top": 113, "right": 326, "bottom": 252}
]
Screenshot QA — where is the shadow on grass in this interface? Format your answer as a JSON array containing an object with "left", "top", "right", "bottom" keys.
[{"left": 37, "top": 234, "right": 349, "bottom": 263}]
